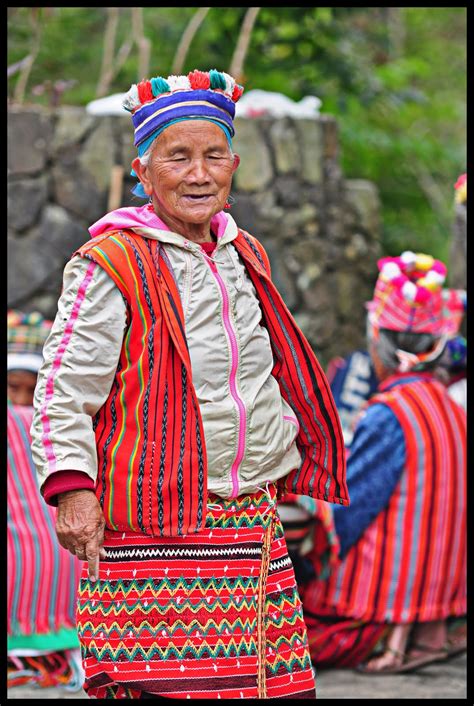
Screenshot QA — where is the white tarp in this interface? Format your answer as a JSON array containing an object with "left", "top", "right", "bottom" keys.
[{"left": 86, "top": 89, "right": 322, "bottom": 119}]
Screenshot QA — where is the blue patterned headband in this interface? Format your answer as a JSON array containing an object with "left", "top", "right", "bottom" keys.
[{"left": 123, "top": 69, "right": 244, "bottom": 198}]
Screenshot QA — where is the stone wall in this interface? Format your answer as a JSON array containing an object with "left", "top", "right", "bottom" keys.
[{"left": 8, "top": 105, "right": 382, "bottom": 365}]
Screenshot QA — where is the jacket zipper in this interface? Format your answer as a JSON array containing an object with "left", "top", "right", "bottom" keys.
[{"left": 206, "top": 257, "right": 246, "bottom": 498}]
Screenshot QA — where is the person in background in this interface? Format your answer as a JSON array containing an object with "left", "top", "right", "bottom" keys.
[
  {"left": 450, "top": 172, "right": 466, "bottom": 295},
  {"left": 442, "top": 334, "right": 467, "bottom": 409},
  {"left": 7, "top": 311, "right": 84, "bottom": 691},
  {"left": 298, "top": 252, "right": 466, "bottom": 674},
  {"left": 437, "top": 288, "right": 466, "bottom": 410},
  {"left": 278, "top": 349, "right": 378, "bottom": 587},
  {"left": 323, "top": 348, "right": 378, "bottom": 449},
  {"left": 30, "top": 69, "right": 347, "bottom": 699},
  {"left": 7, "top": 311, "right": 51, "bottom": 407}
]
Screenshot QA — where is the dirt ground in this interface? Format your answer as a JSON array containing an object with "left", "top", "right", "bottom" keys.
[{"left": 6, "top": 651, "right": 467, "bottom": 700}]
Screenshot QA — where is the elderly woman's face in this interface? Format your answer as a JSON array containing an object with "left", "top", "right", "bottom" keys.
[{"left": 134, "top": 121, "right": 239, "bottom": 229}]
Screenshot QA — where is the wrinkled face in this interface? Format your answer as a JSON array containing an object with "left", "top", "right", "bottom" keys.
[
  {"left": 8, "top": 370, "right": 37, "bottom": 406},
  {"left": 133, "top": 121, "right": 239, "bottom": 228}
]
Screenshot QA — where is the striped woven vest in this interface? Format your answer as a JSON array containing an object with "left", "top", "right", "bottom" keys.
[
  {"left": 76, "top": 228, "right": 348, "bottom": 537},
  {"left": 305, "top": 376, "right": 466, "bottom": 623}
]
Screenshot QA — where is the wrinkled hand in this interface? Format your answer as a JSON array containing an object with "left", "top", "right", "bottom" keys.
[{"left": 56, "top": 489, "right": 106, "bottom": 582}]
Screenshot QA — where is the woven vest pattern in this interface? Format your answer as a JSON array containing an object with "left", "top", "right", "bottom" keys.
[
  {"left": 304, "top": 377, "right": 466, "bottom": 623},
  {"left": 76, "top": 229, "right": 348, "bottom": 537}
]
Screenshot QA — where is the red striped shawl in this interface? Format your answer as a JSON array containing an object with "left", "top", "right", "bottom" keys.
[
  {"left": 303, "top": 376, "right": 466, "bottom": 623},
  {"left": 75, "top": 229, "right": 348, "bottom": 537},
  {"left": 8, "top": 404, "right": 82, "bottom": 637}
]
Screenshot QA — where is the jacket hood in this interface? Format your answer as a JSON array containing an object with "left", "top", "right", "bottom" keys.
[{"left": 88, "top": 204, "right": 236, "bottom": 246}]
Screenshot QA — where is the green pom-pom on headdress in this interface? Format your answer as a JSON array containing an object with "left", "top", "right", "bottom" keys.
[
  {"left": 209, "top": 69, "right": 226, "bottom": 91},
  {"left": 151, "top": 77, "right": 171, "bottom": 97}
]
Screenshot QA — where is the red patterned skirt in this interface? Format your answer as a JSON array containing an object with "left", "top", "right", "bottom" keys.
[{"left": 77, "top": 486, "right": 316, "bottom": 699}]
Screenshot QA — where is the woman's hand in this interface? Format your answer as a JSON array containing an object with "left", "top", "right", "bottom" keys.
[{"left": 56, "top": 489, "right": 106, "bottom": 582}]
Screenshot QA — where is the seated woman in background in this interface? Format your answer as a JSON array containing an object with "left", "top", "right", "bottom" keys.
[
  {"left": 295, "top": 253, "right": 466, "bottom": 674},
  {"left": 7, "top": 311, "right": 84, "bottom": 691}
]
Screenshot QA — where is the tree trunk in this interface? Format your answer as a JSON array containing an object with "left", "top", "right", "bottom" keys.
[
  {"left": 229, "top": 7, "right": 260, "bottom": 82},
  {"left": 96, "top": 8, "right": 119, "bottom": 98},
  {"left": 132, "top": 8, "right": 151, "bottom": 81},
  {"left": 172, "top": 7, "right": 211, "bottom": 75},
  {"left": 95, "top": 8, "right": 135, "bottom": 97}
]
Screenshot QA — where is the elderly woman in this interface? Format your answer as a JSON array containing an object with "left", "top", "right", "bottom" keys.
[
  {"left": 30, "top": 69, "right": 348, "bottom": 699},
  {"left": 300, "top": 252, "right": 466, "bottom": 674}
]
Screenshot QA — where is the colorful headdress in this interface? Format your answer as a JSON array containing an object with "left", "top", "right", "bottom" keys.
[
  {"left": 7, "top": 310, "right": 53, "bottom": 373},
  {"left": 366, "top": 251, "right": 447, "bottom": 336},
  {"left": 454, "top": 173, "right": 467, "bottom": 205},
  {"left": 123, "top": 69, "right": 243, "bottom": 198},
  {"left": 441, "top": 288, "right": 466, "bottom": 338}
]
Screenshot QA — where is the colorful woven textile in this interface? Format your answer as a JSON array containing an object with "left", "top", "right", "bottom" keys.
[
  {"left": 278, "top": 493, "right": 340, "bottom": 584},
  {"left": 77, "top": 486, "right": 316, "bottom": 699},
  {"left": 8, "top": 650, "right": 84, "bottom": 691},
  {"left": 8, "top": 403, "right": 83, "bottom": 639},
  {"left": 123, "top": 70, "right": 243, "bottom": 147},
  {"left": 441, "top": 288, "right": 466, "bottom": 338},
  {"left": 8, "top": 402, "right": 84, "bottom": 689},
  {"left": 366, "top": 251, "right": 447, "bottom": 335},
  {"left": 301, "top": 614, "right": 387, "bottom": 669},
  {"left": 66, "top": 228, "right": 347, "bottom": 538},
  {"left": 302, "top": 375, "right": 466, "bottom": 629},
  {"left": 7, "top": 310, "right": 53, "bottom": 372}
]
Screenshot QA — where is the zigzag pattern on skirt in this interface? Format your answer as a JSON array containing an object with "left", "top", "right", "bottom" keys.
[{"left": 77, "top": 487, "right": 316, "bottom": 699}]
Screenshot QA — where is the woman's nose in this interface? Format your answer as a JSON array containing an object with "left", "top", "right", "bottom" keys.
[{"left": 186, "top": 158, "right": 211, "bottom": 182}]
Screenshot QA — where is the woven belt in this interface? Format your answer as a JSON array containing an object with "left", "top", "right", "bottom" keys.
[{"left": 256, "top": 505, "right": 277, "bottom": 699}]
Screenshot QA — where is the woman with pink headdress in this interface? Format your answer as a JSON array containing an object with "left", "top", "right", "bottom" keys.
[{"left": 300, "top": 252, "right": 466, "bottom": 674}]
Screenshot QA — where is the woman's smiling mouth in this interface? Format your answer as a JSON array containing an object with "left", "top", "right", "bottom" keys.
[{"left": 183, "top": 194, "right": 214, "bottom": 201}]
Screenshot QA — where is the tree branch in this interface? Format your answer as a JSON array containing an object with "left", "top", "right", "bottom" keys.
[
  {"left": 131, "top": 7, "right": 151, "bottom": 81},
  {"left": 229, "top": 7, "right": 261, "bottom": 82},
  {"left": 96, "top": 8, "right": 119, "bottom": 98},
  {"left": 172, "top": 7, "right": 211, "bottom": 75},
  {"left": 8, "top": 56, "right": 33, "bottom": 78},
  {"left": 95, "top": 9, "right": 134, "bottom": 97},
  {"left": 408, "top": 162, "right": 451, "bottom": 232},
  {"left": 13, "top": 8, "right": 42, "bottom": 104}
]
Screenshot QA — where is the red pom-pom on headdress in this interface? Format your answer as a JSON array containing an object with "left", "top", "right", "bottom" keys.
[
  {"left": 188, "top": 70, "right": 211, "bottom": 90},
  {"left": 137, "top": 80, "right": 154, "bottom": 104},
  {"left": 232, "top": 84, "right": 244, "bottom": 102}
]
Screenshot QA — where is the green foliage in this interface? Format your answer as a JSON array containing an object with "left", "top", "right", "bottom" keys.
[{"left": 8, "top": 7, "right": 466, "bottom": 264}]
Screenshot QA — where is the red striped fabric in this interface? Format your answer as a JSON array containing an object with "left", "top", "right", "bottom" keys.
[
  {"left": 8, "top": 404, "right": 82, "bottom": 637},
  {"left": 302, "top": 377, "right": 466, "bottom": 626},
  {"left": 75, "top": 229, "right": 347, "bottom": 538},
  {"left": 303, "top": 614, "right": 386, "bottom": 669}
]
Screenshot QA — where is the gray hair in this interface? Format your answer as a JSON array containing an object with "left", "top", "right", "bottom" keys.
[{"left": 369, "top": 327, "right": 446, "bottom": 373}]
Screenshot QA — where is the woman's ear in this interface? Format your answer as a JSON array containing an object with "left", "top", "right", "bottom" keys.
[
  {"left": 232, "top": 153, "right": 240, "bottom": 173},
  {"left": 131, "top": 157, "right": 153, "bottom": 196}
]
